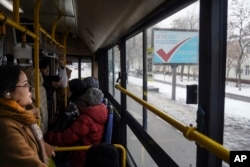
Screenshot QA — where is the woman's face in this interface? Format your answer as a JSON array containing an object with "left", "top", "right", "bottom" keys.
[{"left": 10, "top": 71, "right": 32, "bottom": 107}]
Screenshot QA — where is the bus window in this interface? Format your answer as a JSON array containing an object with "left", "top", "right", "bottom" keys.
[
  {"left": 125, "top": 2, "right": 200, "bottom": 166},
  {"left": 68, "top": 60, "right": 92, "bottom": 80},
  {"left": 126, "top": 33, "right": 143, "bottom": 125},
  {"left": 108, "top": 46, "right": 121, "bottom": 102},
  {"left": 223, "top": 0, "right": 250, "bottom": 166}
]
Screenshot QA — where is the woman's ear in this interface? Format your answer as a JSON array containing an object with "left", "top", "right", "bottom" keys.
[{"left": 4, "top": 92, "right": 11, "bottom": 99}]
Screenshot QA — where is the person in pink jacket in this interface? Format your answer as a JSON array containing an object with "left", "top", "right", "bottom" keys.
[{"left": 45, "top": 79, "right": 108, "bottom": 167}]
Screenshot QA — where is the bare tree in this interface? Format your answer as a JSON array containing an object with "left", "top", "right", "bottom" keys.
[
  {"left": 171, "top": 5, "right": 199, "bottom": 30},
  {"left": 126, "top": 37, "right": 136, "bottom": 70},
  {"left": 228, "top": 0, "right": 250, "bottom": 90},
  {"left": 226, "top": 42, "right": 240, "bottom": 84},
  {"left": 126, "top": 33, "right": 143, "bottom": 75},
  {"left": 171, "top": 15, "right": 199, "bottom": 30}
]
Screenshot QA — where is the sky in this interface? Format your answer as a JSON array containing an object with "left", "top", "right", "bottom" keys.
[
  {"left": 155, "top": 0, "right": 250, "bottom": 29},
  {"left": 155, "top": 2, "right": 199, "bottom": 28}
]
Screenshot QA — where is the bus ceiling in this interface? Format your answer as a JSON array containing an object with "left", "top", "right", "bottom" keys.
[{"left": 0, "top": 0, "right": 194, "bottom": 56}]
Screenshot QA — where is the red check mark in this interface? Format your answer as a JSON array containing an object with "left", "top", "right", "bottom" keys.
[{"left": 157, "top": 37, "right": 190, "bottom": 62}]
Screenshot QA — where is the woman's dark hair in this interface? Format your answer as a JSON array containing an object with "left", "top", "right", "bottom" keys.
[
  {"left": 68, "top": 78, "right": 85, "bottom": 101},
  {"left": 0, "top": 64, "right": 21, "bottom": 97},
  {"left": 85, "top": 144, "right": 119, "bottom": 167}
]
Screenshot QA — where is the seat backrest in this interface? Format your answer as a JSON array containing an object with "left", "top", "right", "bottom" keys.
[
  {"left": 102, "top": 100, "right": 114, "bottom": 144},
  {"left": 54, "top": 144, "right": 126, "bottom": 167},
  {"left": 85, "top": 143, "right": 120, "bottom": 167}
]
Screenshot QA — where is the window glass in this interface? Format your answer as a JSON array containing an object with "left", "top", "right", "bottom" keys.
[
  {"left": 108, "top": 49, "right": 115, "bottom": 95},
  {"left": 146, "top": 2, "right": 199, "bottom": 166},
  {"left": 127, "top": 126, "right": 158, "bottom": 167},
  {"left": 224, "top": 0, "right": 250, "bottom": 166},
  {"left": 67, "top": 60, "right": 92, "bottom": 80},
  {"left": 126, "top": 33, "right": 143, "bottom": 125},
  {"left": 107, "top": 46, "right": 121, "bottom": 101},
  {"left": 113, "top": 45, "right": 121, "bottom": 102}
]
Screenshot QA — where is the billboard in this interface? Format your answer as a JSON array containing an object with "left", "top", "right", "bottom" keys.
[{"left": 153, "top": 29, "right": 199, "bottom": 64}]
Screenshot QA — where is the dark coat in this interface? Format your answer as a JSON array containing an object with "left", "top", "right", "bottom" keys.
[
  {"left": 42, "top": 75, "right": 59, "bottom": 120},
  {"left": 45, "top": 103, "right": 108, "bottom": 167}
]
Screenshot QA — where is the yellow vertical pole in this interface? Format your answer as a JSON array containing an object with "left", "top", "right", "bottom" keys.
[
  {"left": 63, "top": 28, "right": 70, "bottom": 107},
  {"left": 51, "top": 15, "right": 61, "bottom": 75},
  {"left": 34, "top": 0, "right": 41, "bottom": 125},
  {"left": 12, "top": 0, "right": 19, "bottom": 24},
  {"left": 51, "top": 14, "right": 62, "bottom": 39},
  {"left": 51, "top": 15, "right": 63, "bottom": 111}
]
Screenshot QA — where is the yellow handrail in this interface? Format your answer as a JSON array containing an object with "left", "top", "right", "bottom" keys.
[
  {"left": 0, "top": 13, "right": 37, "bottom": 39},
  {"left": 115, "top": 84, "right": 230, "bottom": 163},
  {"left": 54, "top": 144, "right": 126, "bottom": 167},
  {"left": 40, "top": 27, "right": 64, "bottom": 48},
  {"left": 0, "top": 1, "right": 65, "bottom": 128}
]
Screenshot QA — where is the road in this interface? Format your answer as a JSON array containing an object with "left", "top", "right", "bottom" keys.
[{"left": 126, "top": 84, "right": 197, "bottom": 167}]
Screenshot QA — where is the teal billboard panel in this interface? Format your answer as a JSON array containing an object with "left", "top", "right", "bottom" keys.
[{"left": 153, "top": 29, "right": 199, "bottom": 64}]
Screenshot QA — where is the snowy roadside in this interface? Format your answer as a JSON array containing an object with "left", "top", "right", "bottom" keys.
[
  {"left": 128, "top": 75, "right": 250, "bottom": 153},
  {"left": 153, "top": 74, "right": 250, "bottom": 97}
]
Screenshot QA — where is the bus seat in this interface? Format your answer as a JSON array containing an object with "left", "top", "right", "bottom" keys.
[
  {"left": 85, "top": 143, "right": 120, "bottom": 167},
  {"left": 54, "top": 144, "right": 126, "bottom": 167},
  {"left": 103, "top": 104, "right": 114, "bottom": 144},
  {"left": 14, "top": 43, "right": 33, "bottom": 67}
]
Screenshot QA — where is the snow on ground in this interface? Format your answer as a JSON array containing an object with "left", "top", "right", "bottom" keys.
[
  {"left": 153, "top": 74, "right": 250, "bottom": 97},
  {"left": 128, "top": 74, "right": 250, "bottom": 153},
  {"left": 152, "top": 74, "right": 250, "bottom": 119}
]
